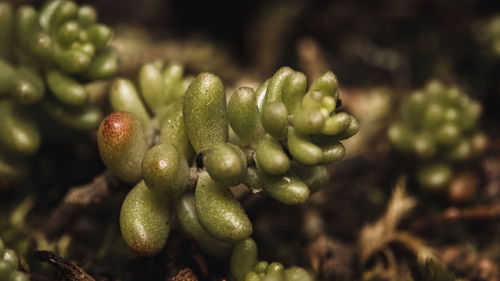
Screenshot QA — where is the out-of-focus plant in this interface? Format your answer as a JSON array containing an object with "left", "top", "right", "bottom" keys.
[
  {"left": 388, "top": 81, "right": 487, "bottom": 192},
  {"left": 0, "top": 0, "right": 117, "bottom": 186},
  {"left": 97, "top": 63, "right": 358, "bottom": 279},
  {"left": 482, "top": 15, "right": 500, "bottom": 56},
  {"left": 0, "top": 237, "right": 28, "bottom": 281},
  {"left": 230, "top": 238, "right": 314, "bottom": 281}
]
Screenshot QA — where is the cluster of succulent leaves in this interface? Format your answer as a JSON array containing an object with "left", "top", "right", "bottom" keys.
[
  {"left": 0, "top": 238, "right": 28, "bottom": 281},
  {"left": 230, "top": 238, "right": 314, "bottom": 281},
  {"left": 388, "top": 81, "right": 484, "bottom": 191},
  {"left": 97, "top": 62, "right": 357, "bottom": 275},
  {"left": 0, "top": 0, "right": 116, "bottom": 184}
]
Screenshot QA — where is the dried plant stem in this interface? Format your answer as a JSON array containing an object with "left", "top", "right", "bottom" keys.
[
  {"left": 40, "top": 171, "right": 120, "bottom": 237},
  {"left": 410, "top": 204, "right": 500, "bottom": 231},
  {"left": 34, "top": 251, "right": 96, "bottom": 281}
]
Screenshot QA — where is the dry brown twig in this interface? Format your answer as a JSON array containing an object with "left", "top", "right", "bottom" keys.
[
  {"left": 40, "top": 171, "right": 120, "bottom": 237},
  {"left": 358, "top": 177, "right": 417, "bottom": 265},
  {"left": 34, "top": 251, "right": 96, "bottom": 281},
  {"left": 410, "top": 204, "right": 500, "bottom": 232}
]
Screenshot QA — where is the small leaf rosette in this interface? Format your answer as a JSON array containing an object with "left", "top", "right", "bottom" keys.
[
  {"left": 0, "top": 0, "right": 117, "bottom": 183},
  {"left": 229, "top": 66, "right": 358, "bottom": 205},
  {"left": 230, "top": 238, "right": 315, "bottom": 281},
  {"left": 388, "top": 81, "right": 487, "bottom": 191},
  {"left": 0, "top": 0, "right": 116, "bottom": 109}
]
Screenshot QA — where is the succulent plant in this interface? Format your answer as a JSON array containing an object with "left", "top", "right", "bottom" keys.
[
  {"left": 388, "top": 81, "right": 487, "bottom": 191},
  {"left": 0, "top": 238, "right": 28, "bottom": 281},
  {"left": 230, "top": 238, "right": 315, "bottom": 281},
  {"left": 0, "top": 0, "right": 117, "bottom": 184},
  {"left": 97, "top": 64, "right": 358, "bottom": 260}
]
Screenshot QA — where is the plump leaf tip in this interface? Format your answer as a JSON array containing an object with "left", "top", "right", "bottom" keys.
[{"left": 119, "top": 181, "right": 170, "bottom": 257}]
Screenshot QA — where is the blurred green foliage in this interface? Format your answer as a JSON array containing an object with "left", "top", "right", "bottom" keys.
[{"left": 388, "top": 81, "right": 486, "bottom": 191}]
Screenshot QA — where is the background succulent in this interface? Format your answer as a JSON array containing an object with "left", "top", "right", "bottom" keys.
[
  {"left": 388, "top": 81, "right": 487, "bottom": 191},
  {"left": 0, "top": 237, "right": 28, "bottom": 281},
  {"left": 230, "top": 238, "right": 314, "bottom": 281},
  {"left": 0, "top": 0, "right": 117, "bottom": 186}
]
